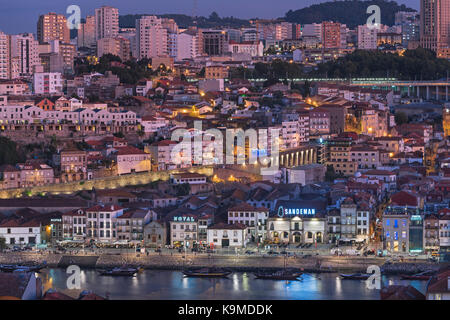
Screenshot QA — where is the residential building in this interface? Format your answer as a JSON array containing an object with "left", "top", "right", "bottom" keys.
[
  {"left": 97, "top": 37, "right": 131, "bottom": 61},
  {"left": 340, "top": 198, "right": 357, "bottom": 241},
  {"left": 383, "top": 211, "right": 410, "bottom": 253},
  {"left": 86, "top": 205, "right": 124, "bottom": 242},
  {"left": 37, "top": 13, "right": 70, "bottom": 44},
  {"left": 420, "top": 0, "right": 450, "bottom": 51},
  {"left": 358, "top": 25, "right": 378, "bottom": 49},
  {"left": 77, "top": 15, "right": 96, "bottom": 48},
  {"left": 136, "top": 16, "right": 168, "bottom": 60},
  {"left": 10, "top": 33, "right": 40, "bottom": 76},
  {"left": 176, "top": 31, "right": 199, "bottom": 61},
  {"left": 113, "top": 146, "right": 151, "bottom": 175},
  {"left": 60, "top": 149, "right": 88, "bottom": 182},
  {"left": 227, "top": 203, "right": 269, "bottom": 243},
  {"left": 207, "top": 223, "right": 249, "bottom": 248},
  {"left": 62, "top": 209, "right": 87, "bottom": 241},
  {"left": 0, "top": 219, "right": 41, "bottom": 245},
  {"left": 95, "top": 6, "right": 119, "bottom": 40},
  {"left": 33, "top": 72, "right": 63, "bottom": 95},
  {"left": 199, "top": 30, "right": 227, "bottom": 56},
  {"left": 322, "top": 21, "right": 341, "bottom": 48},
  {"left": 116, "top": 209, "right": 151, "bottom": 243},
  {"left": 170, "top": 214, "right": 198, "bottom": 248}
]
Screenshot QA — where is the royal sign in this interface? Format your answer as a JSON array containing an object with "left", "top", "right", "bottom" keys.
[{"left": 173, "top": 216, "right": 195, "bottom": 222}]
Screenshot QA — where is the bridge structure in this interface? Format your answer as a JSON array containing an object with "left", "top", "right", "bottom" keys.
[
  {"left": 278, "top": 145, "right": 319, "bottom": 168},
  {"left": 241, "top": 78, "right": 450, "bottom": 101}
]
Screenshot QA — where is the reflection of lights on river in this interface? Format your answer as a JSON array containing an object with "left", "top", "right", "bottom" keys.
[
  {"left": 242, "top": 273, "right": 249, "bottom": 291},
  {"left": 182, "top": 276, "right": 189, "bottom": 289},
  {"left": 232, "top": 273, "right": 239, "bottom": 291},
  {"left": 335, "top": 276, "right": 342, "bottom": 294}
]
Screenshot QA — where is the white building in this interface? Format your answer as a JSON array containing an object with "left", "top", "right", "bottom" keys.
[
  {"left": 33, "top": 72, "right": 63, "bottom": 95},
  {"left": 439, "top": 211, "right": 450, "bottom": 251},
  {"left": 113, "top": 146, "right": 151, "bottom": 175},
  {"left": 147, "top": 139, "right": 179, "bottom": 171},
  {"left": 95, "top": 6, "right": 119, "bottom": 40},
  {"left": 170, "top": 214, "right": 198, "bottom": 247},
  {"left": 136, "top": 16, "right": 168, "bottom": 60},
  {"left": 86, "top": 205, "right": 123, "bottom": 242},
  {"left": 228, "top": 41, "right": 264, "bottom": 57},
  {"left": 227, "top": 203, "right": 269, "bottom": 242},
  {"left": 10, "top": 33, "right": 40, "bottom": 76},
  {"left": 357, "top": 205, "right": 370, "bottom": 242},
  {"left": 207, "top": 223, "right": 249, "bottom": 248},
  {"left": 176, "top": 31, "right": 199, "bottom": 61},
  {"left": 0, "top": 105, "right": 137, "bottom": 126},
  {"left": 357, "top": 25, "right": 378, "bottom": 49},
  {"left": 0, "top": 220, "right": 41, "bottom": 245},
  {"left": 0, "top": 31, "right": 9, "bottom": 79},
  {"left": 140, "top": 115, "right": 168, "bottom": 133},
  {"left": 170, "top": 173, "right": 207, "bottom": 185}
]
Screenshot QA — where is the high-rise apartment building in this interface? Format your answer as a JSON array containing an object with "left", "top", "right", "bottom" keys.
[
  {"left": 10, "top": 33, "right": 40, "bottom": 76},
  {"left": 302, "top": 23, "right": 323, "bottom": 42},
  {"left": 322, "top": 21, "right": 341, "bottom": 48},
  {"left": 420, "top": 0, "right": 450, "bottom": 51},
  {"left": 358, "top": 25, "right": 379, "bottom": 49},
  {"left": 0, "top": 31, "right": 9, "bottom": 79},
  {"left": 97, "top": 37, "right": 131, "bottom": 61},
  {"left": 275, "top": 22, "right": 294, "bottom": 40},
  {"left": 176, "top": 31, "right": 198, "bottom": 61},
  {"left": 136, "top": 16, "right": 168, "bottom": 60},
  {"left": 37, "top": 13, "right": 70, "bottom": 44},
  {"left": 95, "top": 6, "right": 119, "bottom": 41},
  {"left": 78, "top": 15, "right": 96, "bottom": 48},
  {"left": 199, "top": 30, "right": 227, "bottom": 56}
]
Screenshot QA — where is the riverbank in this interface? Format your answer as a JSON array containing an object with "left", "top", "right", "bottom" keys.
[{"left": 0, "top": 252, "right": 445, "bottom": 274}]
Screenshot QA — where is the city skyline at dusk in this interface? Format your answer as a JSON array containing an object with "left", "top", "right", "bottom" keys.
[
  {"left": 0, "top": 0, "right": 420, "bottom": 34},
  {"left": 0, "top": 0, "right": 449, "bottom": 304}
]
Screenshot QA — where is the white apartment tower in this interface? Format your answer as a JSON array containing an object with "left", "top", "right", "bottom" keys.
[
  {"left": 136, "top": 16, "right": 168, "bottom": 60},
  {"left": 0, "top": 31, "right": 9, "bottom": 79},
  {"left": 176, "top": 31, "right": 198, "bottom": 61},
  {"left": 95, "top": 6, "right": 119, "bottom": 41},
  {"left": 357, "top": 25, "right": 378, "bottom": 49},
  {"left": 10, "top": 33, "right": 40, "bottom": 76}
]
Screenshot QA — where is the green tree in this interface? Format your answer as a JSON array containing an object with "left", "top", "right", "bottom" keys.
[
  {"left": 0, "top": 137, "right": 24, "bottom": 166},
  {"left": 175, "top": 183, "right": 191, "bottom": 196}
]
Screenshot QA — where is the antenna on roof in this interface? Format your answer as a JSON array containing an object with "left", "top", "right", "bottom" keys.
[{"left": 192, "top": 0, "right": 198, "bottom": 25}]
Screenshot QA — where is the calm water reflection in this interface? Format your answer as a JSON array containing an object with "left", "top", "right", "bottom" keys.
[{"left": 38, "top": 269, "right": 428, "bottom": 300}]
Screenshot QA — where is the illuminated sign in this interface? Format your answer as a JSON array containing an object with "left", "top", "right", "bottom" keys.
[
  {"left": 173, "top": 216, "right": 195, "bottom": 222},
  {"left": 277, "top": 206, "right": 316, "bottom": 217}
]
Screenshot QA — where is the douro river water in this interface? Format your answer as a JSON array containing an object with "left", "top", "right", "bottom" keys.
[{"left": 38, "top": 268, "right": 428, "bottom": 300}]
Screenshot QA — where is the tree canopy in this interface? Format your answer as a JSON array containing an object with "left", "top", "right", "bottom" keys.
[{"left": 285, "top": 0, "right": 416, "bottom": 28}]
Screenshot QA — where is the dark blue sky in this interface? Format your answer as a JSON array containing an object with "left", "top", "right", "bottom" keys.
[{"left": 0, "top": 0, "right": 419, "bottom": 34}]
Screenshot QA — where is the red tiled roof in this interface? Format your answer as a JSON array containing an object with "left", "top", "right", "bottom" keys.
[
  {"left": 228, "top": 202, "right": 269, "bottom": 212},
  {"left": 391, "top": 190, "right": 419, "bottom": 207},
  {"left": 115, "top": 146, "right": 148, "bottom": 156},
  {"left": 86, "top": 205, "right": 123, "bottom": 212}
]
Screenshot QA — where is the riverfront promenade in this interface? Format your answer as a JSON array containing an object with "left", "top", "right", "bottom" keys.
[{"left": 0, "top": 251, "right": 443, "bottom": 274}]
